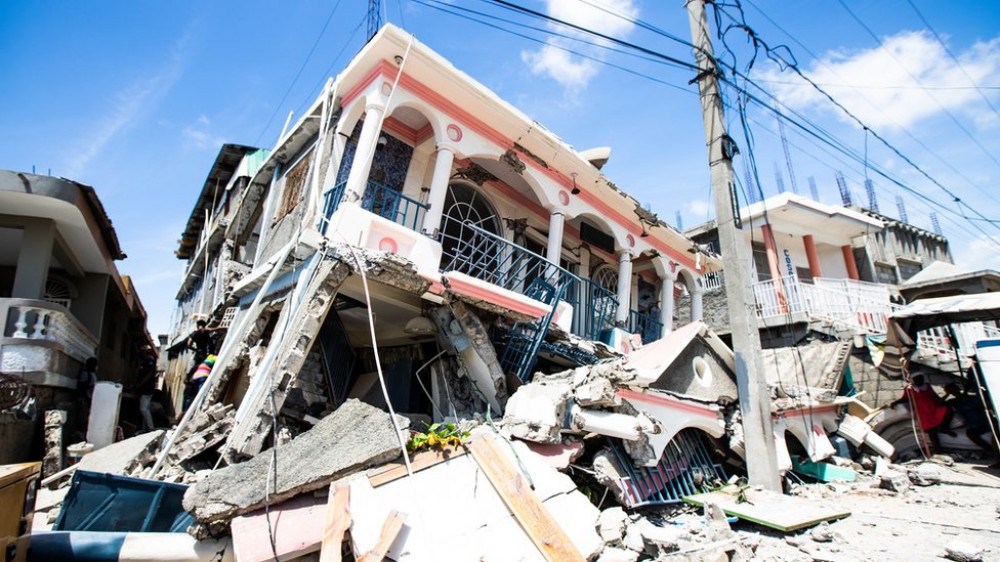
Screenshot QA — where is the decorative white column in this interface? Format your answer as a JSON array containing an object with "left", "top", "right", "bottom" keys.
[
  {"left": 421, "top": 143, "right": 456, "bottom": 235},
  {"left": 659, "top": 270, "right": 676, "bottom": 335},
  {"left": 342, "top": 98, "right": 386, "bottom": 205},
  {"left": 615, "top": 250, "right": 633, "bottom": 325},
  {"left": 545, "top": 211, "right": 565, "bottom": 264},
  {"left": 691, "top": 283, "right": 704, "bottom": 322}
]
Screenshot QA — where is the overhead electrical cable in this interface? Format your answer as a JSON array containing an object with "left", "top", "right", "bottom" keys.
[
  {"left": 741, "top": 0, "right": 1000, "bottom": 208},
  {"left": 253, "top": 0, "right": 345, "bottom": 146},
  {"left": 835, "top": 0, "right": 1000, "bottom": 171},
  {"left": 904, "top": 0, "right": 1000, "bottom": 122},
  {"left": 433, "top": 0, "right": 1000, "bottom": 248}
]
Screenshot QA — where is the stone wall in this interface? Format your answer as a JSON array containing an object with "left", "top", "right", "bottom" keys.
[{"left": 677, "top": 288, "right": 731, "bottom": 335}]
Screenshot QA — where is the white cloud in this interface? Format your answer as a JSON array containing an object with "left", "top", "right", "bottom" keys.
[
  {"left": 684, "top": 199, "right": 711, "bottom": 218},
  {"left": 762, "top": 31, "right": 1000, "bottom": 130},
  {"left": 64, "top": 30, "right": 192, "bottom": 177},
  {"left": 182, "top": 115, "right": 226, "bottom": 150},
  {"left": 522, "top": 44, "right": 598, "bottom": 89},
  {"left": 521, "top": 0, "right": 639, "bottom": 92}
]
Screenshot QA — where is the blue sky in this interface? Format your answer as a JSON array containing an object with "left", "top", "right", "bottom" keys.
[{"left": 2, "top": 0, "right": 999, "bottom": 336}]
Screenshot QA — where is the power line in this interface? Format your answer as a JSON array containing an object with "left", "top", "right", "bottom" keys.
[
  {"left": 708, "top": 1, "right": 1000, "bottom": 241},
  {"left": 428, "top": 0, "right": 1000, "bottom": 248},
  {"left": 253, "top": 0, "right": 346, "bottom": 147},
  {"left": 740, "top": 0, "right": 1000, "bottom": 208},
  {"left": 755, "top": 78, "right": 1000, "bottom": 91},
  {"left": 903, "top": 0, "right": 1000, "bottom": 123},
  {"left": 834, "top": 0, "right": 1000, "bottom": 171}
]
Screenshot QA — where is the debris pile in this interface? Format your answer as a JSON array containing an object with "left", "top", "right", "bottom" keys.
[{"left": 29, "top": 306, "right": 942, "bottom": 562}]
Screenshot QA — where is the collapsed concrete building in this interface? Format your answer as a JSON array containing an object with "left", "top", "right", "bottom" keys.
[
  {"left": 163, "top": 23, "right": 726, "bottom": 464},
  {"left": 26, "top": 24, "right": 952, "bottom": 562}
]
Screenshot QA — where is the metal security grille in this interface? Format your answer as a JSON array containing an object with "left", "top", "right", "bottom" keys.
[{"left": 610, "top": 429, "right": 728, "bottom": 508}]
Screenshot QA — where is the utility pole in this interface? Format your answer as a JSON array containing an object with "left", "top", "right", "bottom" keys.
[{"left": 685, "top": 0, "right": 781, "bottom": 491}]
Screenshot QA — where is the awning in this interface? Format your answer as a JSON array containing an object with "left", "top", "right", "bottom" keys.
[{"left": 890, "top": 292, "right": 1000, "bottom": 339}]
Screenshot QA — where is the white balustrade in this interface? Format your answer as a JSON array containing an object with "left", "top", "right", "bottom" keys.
[{"left": 2, "top": 299, "right": 98, "bottom": 363}]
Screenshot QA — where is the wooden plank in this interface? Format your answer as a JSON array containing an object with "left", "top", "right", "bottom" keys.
[
  {"left": 683, "top": 488, "right": 850, "bottom": 532},
  {"left": 319, "top": 482, "right": 351, "bottom": 562},
  {"left": 466, "top": 435, "right": 585, "bottom": 562},
  {"left": 366, "top": 445, "right": 468, "bottom": 488},
  {"left": 357, "top": 510, "right": 406, "bottom": 562}
]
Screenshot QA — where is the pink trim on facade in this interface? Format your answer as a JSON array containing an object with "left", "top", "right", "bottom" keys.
[
  {"left": 615, "top": 389, "right": 719, "bottom": 417},
  {"left": 340, "top": 60, "right": 697, "bottom": 271},
  {"left": 443, "top": 271, "right": 551, "bottom": 319}
]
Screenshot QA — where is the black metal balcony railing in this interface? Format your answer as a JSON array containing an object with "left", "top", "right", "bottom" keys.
[
  {"left": 562, "top": 275, "right": 619, "bottom": 342},
  {"left": 321, "top": 180, "right": 428, "bottom": 234},
  {"left": 440, "top": 221, "right": 566, "bottom": 295},
  {"left": 628, "top": 309, "right": 663, "bottom": 344},
  {"left": 441, "top": 221, "right": 571, "bottom": 381}
]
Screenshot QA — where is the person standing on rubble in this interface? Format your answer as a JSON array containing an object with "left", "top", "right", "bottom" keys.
[
  {"left": 135, "top": 345, "right": 159, "bottom": 432},
  {"left": 183, "top": 320, "right": 219, "bottom": 411}
]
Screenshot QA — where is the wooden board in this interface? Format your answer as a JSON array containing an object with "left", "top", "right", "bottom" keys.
[
  {"left": 466, "top": 435, "right": 585, "bottom": 562},
  {"left": 683, "top": 488, "right": 851, "bottom": 532},
  {"left": 357, "top": 510, "right": 406, "bottom": 562},
  {"left": 319, "top": 482, "right": 351, "bottom": 562},
  {"left": 366, "top": 445, "right": 467, "bottom": 488}
]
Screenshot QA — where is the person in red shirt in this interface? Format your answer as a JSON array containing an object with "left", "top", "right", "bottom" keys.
[{"left": 895, "top": 374, "right": 954, "bottom": 450}]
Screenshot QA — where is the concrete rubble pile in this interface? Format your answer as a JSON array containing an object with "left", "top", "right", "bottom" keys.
[{"left": 32, "top": 295, "right": 911, "bottom": 561}]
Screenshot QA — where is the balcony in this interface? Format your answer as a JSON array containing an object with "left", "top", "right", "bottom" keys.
[
  {"left": 751, "top": 275, "right": 896, "bottom": 334},
  {"left": 322, "top": 180, "right": 428, "bottom": 234},
  {"left": 321, "top": 184, "right": 660, "bottom": 346},
  {"left": 1, "top": 298, "right": 99, "bottom": 388}
]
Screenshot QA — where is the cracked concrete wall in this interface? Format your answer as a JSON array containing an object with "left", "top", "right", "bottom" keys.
[{"left": 224, "top": 258, "right": 350, "bottom": 459}]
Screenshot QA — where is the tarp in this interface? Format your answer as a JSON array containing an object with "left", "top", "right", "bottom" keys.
[{"left": 889, "top": 293, "right": 1000, "bottom": 339}]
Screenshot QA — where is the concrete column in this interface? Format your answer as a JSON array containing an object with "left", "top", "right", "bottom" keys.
[
  {"left": 615, "top": 250, "right": 633, "bottom": 325},
  {"left": 13, "top": 218, "right": 55, "bottom": 299},
  {"left": 691, "top": 286, "right": 704, "bottom": 322},
  {"left": 343, "top": 99, "right": 386, "bottom": 205},
  {"left": 761, "top": 223, "right": 788, "bottom": 312},
  {"left": 803, "top": 234, "right": 822, "bottom": 278},
  {"left": 579, "top": 245, "right": 591, "bottom": 280},
  {"left": 842, "top": 244, "right": 860, "bottom": 280},
  {"left": 421, "top": 144, "right": 456, "bottom": 235},
  {"left": 545, "top": 211, "right": 565, "bottom": 264},
  {"left": 659, "top": 272, "right": 675, "bottom": 335}
]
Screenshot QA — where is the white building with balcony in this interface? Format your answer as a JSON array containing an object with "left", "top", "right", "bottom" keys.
[
  {"left": 685, "top": 192, "right": 891, "bottom": 343},
  {"left": 0, "top": 170, "right": 153, "bottom": 462}
]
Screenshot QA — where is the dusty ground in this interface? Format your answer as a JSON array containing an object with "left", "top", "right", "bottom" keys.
[{"left": 740, "top": 459, "right": 1000, "bottom": 562}]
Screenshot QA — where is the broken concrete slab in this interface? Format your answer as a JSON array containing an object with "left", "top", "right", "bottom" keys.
[
  {"left": 597, "top": 506, "right": 627, "bottom": 545},
  {"left": 43, "top": 409, "right": 67, "bottom": 478},
  {"left": 596, "top": 546, "right": 639, "bottom": 562},
  {"left": 521, "top": 440, "right": 584, "bottom": 471},
  {"left": 943, "top": 539, "right": 984, "bottom": 562},
  {"left": 75, "top": 430, "right": 164, "bottom": 477},
  {"left": 224, "top": 257, "right": 351, "bottom": 459},
  {"left": 879, "top": 470, "right": 911, "bottom": 494},
  {"left": 907, "top": 462, "right": 945, "bottom": 486},
  {"left": 501, "top": 378, "right": 573, "bottom": 443},
  {"left": 230, "top": 493, "right": 327, "bottom": 562},
  {"left": 183, "top": 399, "right": 402, "bottom": 524},
  {"left": 347, "top": 432, "right": 597, "bottom": 561}
]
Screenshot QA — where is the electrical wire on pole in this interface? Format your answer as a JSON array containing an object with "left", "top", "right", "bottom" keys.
[{"left": 685, "top": 0, "right": 780, "bottom": 491}]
